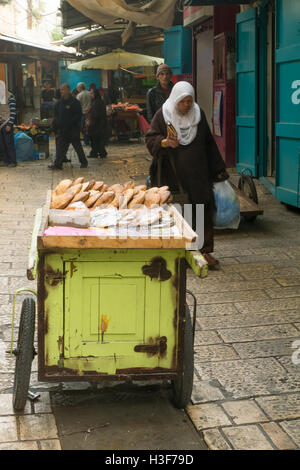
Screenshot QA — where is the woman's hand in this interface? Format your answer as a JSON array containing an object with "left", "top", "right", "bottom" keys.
[{"left": 161, "top": 137, "right": 180, "bottom": 148}]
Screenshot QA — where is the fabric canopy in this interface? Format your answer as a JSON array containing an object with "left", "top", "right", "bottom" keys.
[
  {"left": 68, "top": 49, "right": 164, "bottom": 71},
  {"left": 66, "top": 0, "right": 177, "bottom": 30}
]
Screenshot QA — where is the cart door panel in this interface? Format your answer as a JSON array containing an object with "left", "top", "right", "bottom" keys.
[
  {"left": 236, "top": 8, "right": 258, "bottom": 176},
  {"left": 275, "top": 0, "right": 300, "bottom": 207},
  {"left": 64, "top": 261, "right": 161, "bottom": 370}
]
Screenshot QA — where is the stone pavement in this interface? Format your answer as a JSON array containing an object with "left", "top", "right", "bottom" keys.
[{"left": 0, "top": 140, "right": 299, "bottom": 450}]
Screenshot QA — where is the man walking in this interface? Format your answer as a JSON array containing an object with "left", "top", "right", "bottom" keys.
[
  {"left": 146, "top": 64, "right": 173, "bottom": 123},
  {"left": 0, "top": 82, "right": 17, "bottom": 168},
  {"left": 76, "top": 82, "right": 91, "bottom": 146},
  {"left": 49, "top": 83, "right": 88, "bottom": 170}
]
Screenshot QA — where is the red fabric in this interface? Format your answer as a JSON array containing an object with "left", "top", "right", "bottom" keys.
[{"left": 137, "top": 114, "right": 150, "bottom": 132}]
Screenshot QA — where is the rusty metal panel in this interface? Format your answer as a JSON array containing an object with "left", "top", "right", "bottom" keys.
[{"left": 38, "top": 249, "right": 186, "bottom": 380}]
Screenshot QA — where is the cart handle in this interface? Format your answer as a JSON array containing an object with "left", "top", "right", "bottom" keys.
[
  {"left": 27, "top": 208, "right": 43, "bottom": 281},
  {"left": 186, "top": 289, "right": 197, "bottom": 342},
  {"left": 185, "top": 250, "right": 208, "bottom": 278},
  {"left": 10, "top": 288, "right": 37, "bottom": 356}
]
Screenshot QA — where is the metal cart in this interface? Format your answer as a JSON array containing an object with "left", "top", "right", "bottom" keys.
[
  {"left": 10, "top": 191, "right": 208, "bottom": 411},
  {"left": 154, "top": 157, "right": 264, "bottom": 224},
  {"left": 231, "top": 171, "right": 264, "bottom": 223}
]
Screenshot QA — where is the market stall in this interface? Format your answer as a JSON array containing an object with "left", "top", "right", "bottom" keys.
[
  {"left": 107, "top": 102, "right": 149, "bottom": 141},
  {"left": 16, "top": 118, "right": 52, "bottom": 160},
  {"left": 68, "top": 49, "right": 162, "bottom": 140}
]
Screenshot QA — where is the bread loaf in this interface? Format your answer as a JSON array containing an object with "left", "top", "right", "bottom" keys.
[
  {"left": 72, "top": 177, "right": 85, "bottom": 185},
  {"left": 51, "top": 190, "right": 76, "bottom": 209},
  {"left": 92, "top": 191, "right": 115, "bottom": 208},
  {"left": 85, "top": 191, "right": 102, "bottom": 208},
  {"left": 111, "top": 192, "right": 122, "bottom": 208},
  {"left": 145, "top": 187, "right": 159, "bottom": 195},
  {"left": 82, "top": 180, "right": 95, "bottom": 192},
  {"left": 70, "top": 191, "right": 90, "bottom": 204},
  {"left": 158, "top": 186, "right": 169, "bottom": 193},
  {"left": 133, "top": 185, "right": 146, "bottom": 195},
  {"left": 92, "top": 181, "right": 104, "bottom": 191},
  {"left": 55, "top": 179, "right": 73, "bottom": 195},
  {"left": 159, "top": 191, "right": 171, "bottom": 205},
  {"left": 119, "top": 188, "right": 134, "bottom": 209},
  {"left": 128, "top": 191, "right": 145, "bottom": 208},
  {"left": 122, "top": 180, "right": 134, "bottom": 191},
  {"left": 109, "top": 183, "right": 123, "bottom": 193},
  {"left": 144, "top": 191, "right": 161, "bottom": 208},
  {"left": 70, "top": 183, "right": 82, "bottom": 196}
]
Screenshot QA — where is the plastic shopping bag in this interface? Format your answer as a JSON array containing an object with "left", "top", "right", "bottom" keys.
[{"left": 213, "top": 181, "right": 240, "bottom": 229}]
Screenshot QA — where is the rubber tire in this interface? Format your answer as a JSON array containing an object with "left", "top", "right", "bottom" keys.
[
  {"left": 13, "top": 298, "right": 35, "bottom": 411},
  {"left": 172, "top": 305, "right": 194, "bottom": 409}
]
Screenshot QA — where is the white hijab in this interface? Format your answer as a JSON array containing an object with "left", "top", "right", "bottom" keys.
[{"left": 162, "top": 81, "right": 201, "bottom": 146}]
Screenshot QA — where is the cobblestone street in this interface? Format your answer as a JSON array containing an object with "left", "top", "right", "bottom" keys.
[{"left": 0, "top": 140, "right": 299, "bottom": 450}]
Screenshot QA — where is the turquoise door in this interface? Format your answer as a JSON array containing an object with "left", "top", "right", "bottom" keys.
[
  {"left": 275, "top": 0, "right": 300, "bottom": 207},
  {"left": 235, "top": 8, "right": 258, "bottom": 176}
]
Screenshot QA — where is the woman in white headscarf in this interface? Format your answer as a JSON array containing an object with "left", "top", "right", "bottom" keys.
[{"left": 145, "top": 81, "right": 229, "bottom": 268}]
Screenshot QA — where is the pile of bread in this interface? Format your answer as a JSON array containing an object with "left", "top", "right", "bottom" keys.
[{"left": 51, "top": 178, "right": 172, "bottom": 211}]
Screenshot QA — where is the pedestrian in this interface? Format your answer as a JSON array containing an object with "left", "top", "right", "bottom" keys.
[
  {"left": 48, "top": 83, "right": 88, "bottom": 170},
  {"left": 146, "top": 64, "right": 174, "bottom": 123},
  {"left": 40, "top": 82, "right": 55, "bottom": 119},
  {"left": 25, "top": 74, "right": 35, "bottom": 109},
  {"left": 0, "top": 81, "right": 17, "bottom": 168},
  {"left": 85, "top": 89, "right": 108, "bottom": 159},
  {"left": 145, "top": 81, "right": 229, "bottom": 269},
  {"left": 88, "top": 83, "right": 97, "bottom": 93},
  {"left": 76, "top": 82, "right": 92, "bottom": 146}
]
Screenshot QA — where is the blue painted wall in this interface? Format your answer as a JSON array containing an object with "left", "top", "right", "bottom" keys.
[
  {"left": 59, "top": 61, "right": 101, "bottom": 91},
  {"left": 163, "top": 26, "right": 192, "bottom": 74}
]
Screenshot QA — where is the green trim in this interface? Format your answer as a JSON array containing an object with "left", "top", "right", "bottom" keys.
[
  {"left": 236, "top": 8, "right": 256, "bottom": 23},
  {"left": 275, "top": 123, "right": 300, "bottom": 139},
  {"left": 276, "top": 44, "right": 300, "bottom": 63},
  {"left": 258, "top": 1, "right": 268, "bottom": 178}
]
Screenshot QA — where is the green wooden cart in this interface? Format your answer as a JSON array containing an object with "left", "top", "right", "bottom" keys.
[{"left": 11, "top": 191, "right": 207, "bottom": 411}]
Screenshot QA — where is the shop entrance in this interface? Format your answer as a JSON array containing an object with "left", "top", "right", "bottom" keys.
[{"left": 195, "top": 24, "right": 214, "bottom": 129}]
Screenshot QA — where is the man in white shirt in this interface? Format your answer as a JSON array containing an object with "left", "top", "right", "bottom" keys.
[{"left": 76, "top": 82, "right": 92, "bottom": 145}]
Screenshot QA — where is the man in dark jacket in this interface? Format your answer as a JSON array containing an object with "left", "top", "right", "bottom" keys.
[
  {"left": 146, "top": 64, "right": 173, "bottom": 123},
  {"left": 48, "top": 83, "right": 88, "bottom": 170}
]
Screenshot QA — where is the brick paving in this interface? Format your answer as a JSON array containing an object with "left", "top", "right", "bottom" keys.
[{"left": 0, "top": 140, "right": 299, "bottom": 450}]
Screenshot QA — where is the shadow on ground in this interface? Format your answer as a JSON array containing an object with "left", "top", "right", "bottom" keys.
[{"left": 51, "top": 383, "right": 207, "bottom": 451}]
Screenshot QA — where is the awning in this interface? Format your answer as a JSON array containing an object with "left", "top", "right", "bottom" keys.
[
  {"left": 67, "top": 48, "right": 164, "bottom": 71},
  {"left": 0, "top": 33, "right": 76, "bottom": 59},
  {"left": 66, "top": 0, "right": 177, "bottom": 30}
]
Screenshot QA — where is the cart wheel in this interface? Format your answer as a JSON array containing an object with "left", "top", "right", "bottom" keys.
[
  {"left": 13, "top": 298, "right": 36, "bottom": 411},
  {"left": 238, "top": 174, "right": 258, "bottom": 222},
  {"left": 171, "top": 305, "right": 194, "bottom": 409}
]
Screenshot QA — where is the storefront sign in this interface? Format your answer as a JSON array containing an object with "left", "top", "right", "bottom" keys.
[{"left": 213, "top": 90, "right": 222, "bottom": 137}]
